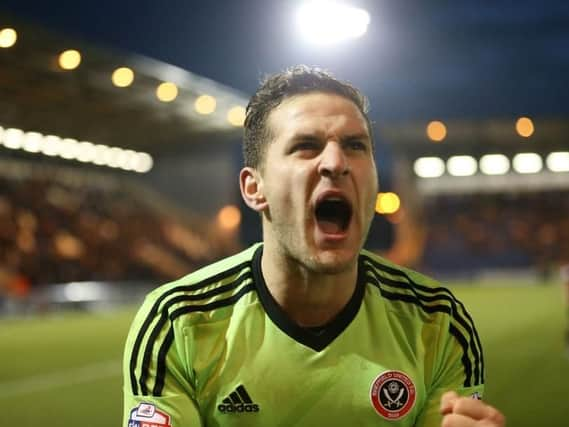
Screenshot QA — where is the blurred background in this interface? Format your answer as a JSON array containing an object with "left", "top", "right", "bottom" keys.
[{"left": 0, "top": 1, "right": 568, "bottom": 426}]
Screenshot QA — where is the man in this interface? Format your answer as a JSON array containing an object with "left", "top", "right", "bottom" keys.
[{"left": 123, "top": 66, "right": 505, "bottom": 427}]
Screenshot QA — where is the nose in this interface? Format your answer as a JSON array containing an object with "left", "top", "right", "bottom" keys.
[{"left": 318, "top": 141, "right": 349, "bottom": 178}]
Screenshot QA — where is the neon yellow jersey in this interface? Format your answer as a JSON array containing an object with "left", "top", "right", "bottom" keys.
[{"left": 123, "top": 243, "right": 484, "bottom": 427}]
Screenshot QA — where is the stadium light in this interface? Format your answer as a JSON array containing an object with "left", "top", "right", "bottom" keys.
[
  {"left": 195, "top": 95, "right": 217, "bottom": 115},
  {"left": 133, "top": 153, "right": 153, "bottom": 173},
  {"left": 375, "top": 192, "right": 401, "bottom": 215},
  {"left": 117, "top": 149, "right": 137, "bottom": 170},
  {"left": 546, "top": 152, "right": 569, "bottom": 172},
  {"left": 516, "top": 116, "right": 534, "bottom": 138},
  {"left": 0, "top": 28, "right": 17, "bottom": 48},
  {"left": 112, "top": 67, "right": 135, "bottom": 87},
  {"left": 59, "top": 49, "right": 82, "bottom": 70},
  {"left": 479, "top": 154, "right": 510, "bottom": 175},
  {"left": 22, "top": 132, "right": 43, "bottom": 153},
  {"left": 296, "top": 1, "right": 370, "bottom": 45},
  {"left": 41, "top": 135, "right": 62, "bottom": 156},
  {"left": 104, "top": 147, "right": 123, "bottom": 168},
  {"left": 77, "top": 142, "right": 97, "bottom": 163},
  {"left": 447, "top": 155, "right": 477, "bottom": 177},
  {"left": 156, "top": 82, "right": 178, "bottom": 102},
  {"left": 426, "top": 121, "right": 447, "bottom": 142},
  {"left": 217, "top": 205, "right": 242, "bottom": 231},
  {"left": 93, "top": 144, "right": 110, "bottom": 165},
  {"left": 413, "top": 157, "right": 445, "bottom": 178},
  {"left": 227, "top": 106, "right": 246, "bottom": 127},
  {"left": 0, "top": 123, "right": 154, "bottom": 173},
  {"left": 3, "top": 128, "right": 24, "bottom": 149},
  {"left": 59, "top": 138, "right": 79, "bottom": 160},
  {"left": 513, "top": 152, "right": 542, "bottom": 174}
]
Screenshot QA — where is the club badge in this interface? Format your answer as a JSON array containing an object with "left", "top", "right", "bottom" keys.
[{"left": 370, "top": 370, "right": 416, "bottom": 420}]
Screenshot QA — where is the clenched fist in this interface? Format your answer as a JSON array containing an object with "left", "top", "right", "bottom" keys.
[{"left": 440, "top": 391, "right": 505, "bottom": 427}]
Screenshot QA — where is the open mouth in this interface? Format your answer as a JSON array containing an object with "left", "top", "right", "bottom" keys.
[{"left": 315, "top": 197, "right": 352, "bottom": 234}]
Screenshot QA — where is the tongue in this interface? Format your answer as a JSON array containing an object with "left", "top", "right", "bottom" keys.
[{"left": 318, "top": 219, "right": 343, "bottom": 234}]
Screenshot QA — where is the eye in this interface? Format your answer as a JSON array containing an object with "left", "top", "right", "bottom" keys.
[
  {"left": 345, "top": 140, "right": 367, "bottom": 151},
  {"left": 290, "top": 139, "right": 322, "bottom": 154}
]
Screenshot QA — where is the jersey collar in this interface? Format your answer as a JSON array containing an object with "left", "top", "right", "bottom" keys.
[{"left": 251, "top": 245, "right": 365, "bottom": 352}]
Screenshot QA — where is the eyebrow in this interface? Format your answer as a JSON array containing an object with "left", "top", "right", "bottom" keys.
[
  {"left": 340, "top": 133, "right": 370, "bottom": 143},
  {"left": 291, "top": 132, "right": 370, "bottom": 142}
]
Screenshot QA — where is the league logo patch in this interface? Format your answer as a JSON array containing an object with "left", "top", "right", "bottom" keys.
[
  {"left": 370, "top": 370, "right": 416, "bottom": 420},
  {"left": 128, "top": 403, "right": 172, "bottom": 427}
]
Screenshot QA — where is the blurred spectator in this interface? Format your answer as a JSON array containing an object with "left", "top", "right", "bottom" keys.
[
  {"left": 421, "top": 191, "right": 569, "bottom": 277},
  {"left": 0, "top": 167, "right": 236, "bottom": 289}
]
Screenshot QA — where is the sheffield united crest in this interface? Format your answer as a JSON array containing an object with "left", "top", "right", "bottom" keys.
[{"left": 370, "top": 370, "right": 416, "bottom": 420}]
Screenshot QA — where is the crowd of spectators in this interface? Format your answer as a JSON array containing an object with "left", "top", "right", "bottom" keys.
[
  {"left": 420, "top": 190, "right": 569, "bottom": 278},
  {"left": 0, "top": 164, "right": 237, "bottom": 301}
]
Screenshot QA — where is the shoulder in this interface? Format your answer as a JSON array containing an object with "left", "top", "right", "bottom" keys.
[
  {"left": 148, "top": 243, "right": 260, "bottom": 299},
  {"left": 138, "top": 243, "right": 262, "bottom": 327},
  {"left": 359, "top": 249, "right": 473, "bottom": 326},
  {"left": 360, "top": 248, "right": 451, "bottom": 298}
]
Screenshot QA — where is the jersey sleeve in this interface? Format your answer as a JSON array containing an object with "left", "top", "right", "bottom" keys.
[
  {"left": 414, "top": 302, "right": 485, "bottom": 427},
  {"left": 123, "top": 293, "right": 202, "bottom": 427}
]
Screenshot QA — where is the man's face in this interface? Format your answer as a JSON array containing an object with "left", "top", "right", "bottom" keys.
[{"left": 255, "top": 92, "right": 378, "bottom": 273}]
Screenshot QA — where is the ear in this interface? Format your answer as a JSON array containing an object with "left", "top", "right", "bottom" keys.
[{"left": 239, "top": 167, "right": 268, "bottom": 212}]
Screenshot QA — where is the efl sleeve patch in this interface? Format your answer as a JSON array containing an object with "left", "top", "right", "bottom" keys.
[{"left": 128, "top": 403, "right": 172, "bottom": 427}]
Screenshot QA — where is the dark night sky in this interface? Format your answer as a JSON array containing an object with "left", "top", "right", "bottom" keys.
[{"left": 2, "top": 0, "right": 569, "bottom": 122}]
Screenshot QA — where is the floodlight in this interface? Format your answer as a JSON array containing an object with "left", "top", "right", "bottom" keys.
[
  {"left": 156, "top": 82, "right": 178, "bottom": 102},
  {"left": 59, "top": 138, "right": 79, "bottom": 159},
  {"left": 217, "top": 205, "right": 242, "bottom": 231},
  {"left": 117, "top": 149, "right": 137, "bottom": 170},
  {"left": 447, "top": 155, "right": 477, "bottom": 177},
  {"left": 414, "top": 157, "right": 445, "bottom": 178},
  {"left": 77, "top": 142, "right": 97, "bottom": 163},
  {"left": 3, "top": 128, "right": 24, "bottom": 149},
  {"left": 227, "top": 106, "right": 246, "bottom": 127},
  {"left": 512, "top": 153, "right": 542, "bottom": 174},
  {"left": 426, "top": 121, "right": 447, "bottom": 142},
  {"left": 104, "top": 147, "right": 123, "bottom": 168},
  {"left": 515, "top": 117, "right": 534, "bottom": 138},
  {"left": 112, "top": 67, "right": 135, "bottom": 87},
  {"left": 59, "top": 50, "right": 81, "bottom": 70},
  {"left": 41, "top": 135, "right": 62, "bottom": 156},
  {"left": 133, "top": 153, "right": 153, "bottom": 173},
  {"left": 0, "top": 28, "right": 17, "bottom": 48},
  {"left": 546, "top": 152, "right": 569, "bottom": 172},
  {"left": 375, "top": 192, "right": 401, "bottom": 214},
  {"left": 296, "top": 1, "right": 370, "bottom": 45},
  {"left": 195, "top": 95, "right": 216, "bottom": 115},
  {"left": 23, "top": 132, "right": 43, "bottom": 153},
  {"left": 479, "top": 154, "right": 510, "bottom": 175}
]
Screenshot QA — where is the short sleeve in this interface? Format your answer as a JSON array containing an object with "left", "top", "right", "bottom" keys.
[
  {"left": 123, "top": 295, "right": 202, "bottom": 427},
  {"left": 415, "top": 304, "right": 485, "bottom": 427}
]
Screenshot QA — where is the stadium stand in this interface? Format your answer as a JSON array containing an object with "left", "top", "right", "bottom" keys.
[
  {"left": 0, "top": 159, "right": 238, "bottom": 312},
  {"left": 378, "top": 118, "right": 569, "bottom": 279},
  {"left": 420, "top": 191, "right": 569, "bottom": 277}
]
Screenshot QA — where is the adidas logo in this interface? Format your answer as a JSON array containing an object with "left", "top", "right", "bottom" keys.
[{"left": 217, "top": 384, "right": 260, "bottom": 413}]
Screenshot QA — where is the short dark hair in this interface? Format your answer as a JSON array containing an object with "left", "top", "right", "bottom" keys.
[{"left": 243, "top": 65, "right": 372, "bottom": 169}]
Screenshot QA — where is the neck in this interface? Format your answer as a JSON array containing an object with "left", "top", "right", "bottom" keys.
[{"left": 260, "top": 243, "right": 359, "bottom": 328}]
